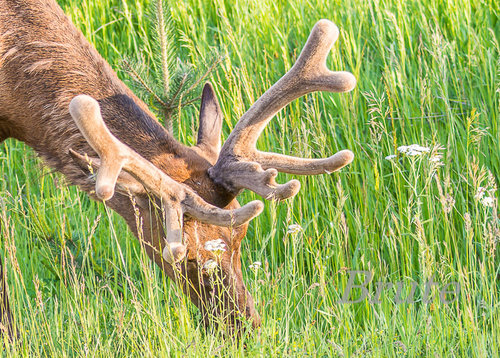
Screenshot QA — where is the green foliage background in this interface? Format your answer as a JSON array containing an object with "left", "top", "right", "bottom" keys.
[{"left": 0, "top": 0, "right": 498, "bottom": 356}]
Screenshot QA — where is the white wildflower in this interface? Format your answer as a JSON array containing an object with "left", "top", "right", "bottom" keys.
[
  {"left": 203, "top": 259, "right": 218, "bottom": 273},
  {"left": 475, "top": 186, "right": 496, "bottom": 207},
  {"left": 413, "top": 145, "right": 430, "bottom": 152},
  {"left": 249, "top": 261, "right": 262, "bottom": 271},
  {"left": 397, "top": 145, "right": 409, "bottom": 153},
  {"left": 406, "top": 150, "right": 422, "bottom": 156},
  {"left": 475, "top": 187, "right": 486, "bottom": 200},
  {"left": 287, "top": 224, "right": 303, "bottom": 234},
  {"left": 416, "top": 145, "right": 430, "bottom": 153},
  {"left": 204, "top": 239, "right": 226, "bottom": 255},
  {"left": 397, "top": 144, "right": 430, "bottom": 156},
  {"left": 385, "top": 154, "right": 397, "bottom": 161},
  {"left": 481, "top": 196, "right": 495, "bottom": 208}
]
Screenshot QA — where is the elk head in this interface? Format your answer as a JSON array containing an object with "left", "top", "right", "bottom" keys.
[{"left": 68, "top": 20, "right": 355, "bottom": 331}]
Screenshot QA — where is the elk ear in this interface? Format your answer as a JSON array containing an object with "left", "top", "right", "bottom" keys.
[
  {"left": 69, "top": 149, "right": 147, "bottom": 196},
  {"left": 196, "top": 82, "right": 222, "bottom": 158}
]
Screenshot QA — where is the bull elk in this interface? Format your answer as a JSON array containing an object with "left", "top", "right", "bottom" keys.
[{"left": 0, "top": 0, "right": 356, "bottom": 334}]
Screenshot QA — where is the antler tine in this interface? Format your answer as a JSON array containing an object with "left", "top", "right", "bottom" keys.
[
  {"left": 69, "top": 95, "right": 264, "bottom": 263},
  {"left": 209, "top": 20, "right": 356, "bottom": 201}
]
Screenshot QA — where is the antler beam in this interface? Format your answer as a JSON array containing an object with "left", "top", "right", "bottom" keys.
[
  {"left": 69, "top": 95, "right": 263, "bottom": 264},
  {"left": 209, "top": 19, "right": 356, "bottom": 200}
]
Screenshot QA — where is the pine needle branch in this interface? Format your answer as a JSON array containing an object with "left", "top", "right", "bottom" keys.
[
  {"left": 178, "top": 96, "right": 202, "bottom": 108},
  {"left": 156, "top": 0, "right": 170, "bottom": 97},
  {"left": 121, "top": 0, "right": 224, "bottom": 137},
  {"left": 122, "top": 59, "right": 167, "bottom": 107},
  {"left": 167, "top": 72, "right": 189, "bottom": 107}
]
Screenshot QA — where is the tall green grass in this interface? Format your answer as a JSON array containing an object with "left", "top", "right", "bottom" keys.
[{"left": 1, "top": 0, "right": 498, "bottom": 356}]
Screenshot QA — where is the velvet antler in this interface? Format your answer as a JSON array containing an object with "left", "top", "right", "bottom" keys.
[{"left": 209, "top": 20, "right": 356, "bottom": 200}]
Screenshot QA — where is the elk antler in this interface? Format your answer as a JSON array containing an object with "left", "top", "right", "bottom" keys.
[
  {"left": 69, "top": 95, "right": 264, "bottom": 264},
  {"left": 208, "top": 20, "right": 356, "bottom": 200}
]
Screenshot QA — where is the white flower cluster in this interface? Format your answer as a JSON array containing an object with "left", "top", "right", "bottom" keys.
[
  {"left": 475, "top": 186, "right": 487, "bottom": 200},
  {"left": 204, "top": 239, "right": 226, "bottom": 254},
  {"left": 386, "top": 144, "right": 444, "bottom": 165},
  {"left": 475, "top": 187, "right": 496, "bottom": 208},
  {"left": 397, "top": 144, "right": 431, "bottom": 156},
  {"left": 481, "top": 197, "right": 495, "bottom": 207},
  {"left": 203, "top": 259, "right": 218, "bottom": 273},
  {"left": 287, "top": 224, "right": 303, "bottom": 234},
  {"left": 249, "top": 261, "right": 262, "bottom": 271}
]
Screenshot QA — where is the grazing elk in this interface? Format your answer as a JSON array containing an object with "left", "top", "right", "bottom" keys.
[{"left": 0, "top": 0, "right": 356, "bottom": 334}]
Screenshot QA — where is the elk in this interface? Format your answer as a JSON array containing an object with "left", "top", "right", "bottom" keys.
[{"left": 0, "top": 0, "right": 356, "bottom": 335}]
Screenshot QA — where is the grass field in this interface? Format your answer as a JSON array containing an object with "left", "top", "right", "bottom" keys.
[{"left": 1, "top": 0, "right": 499, "bottom": 356}]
